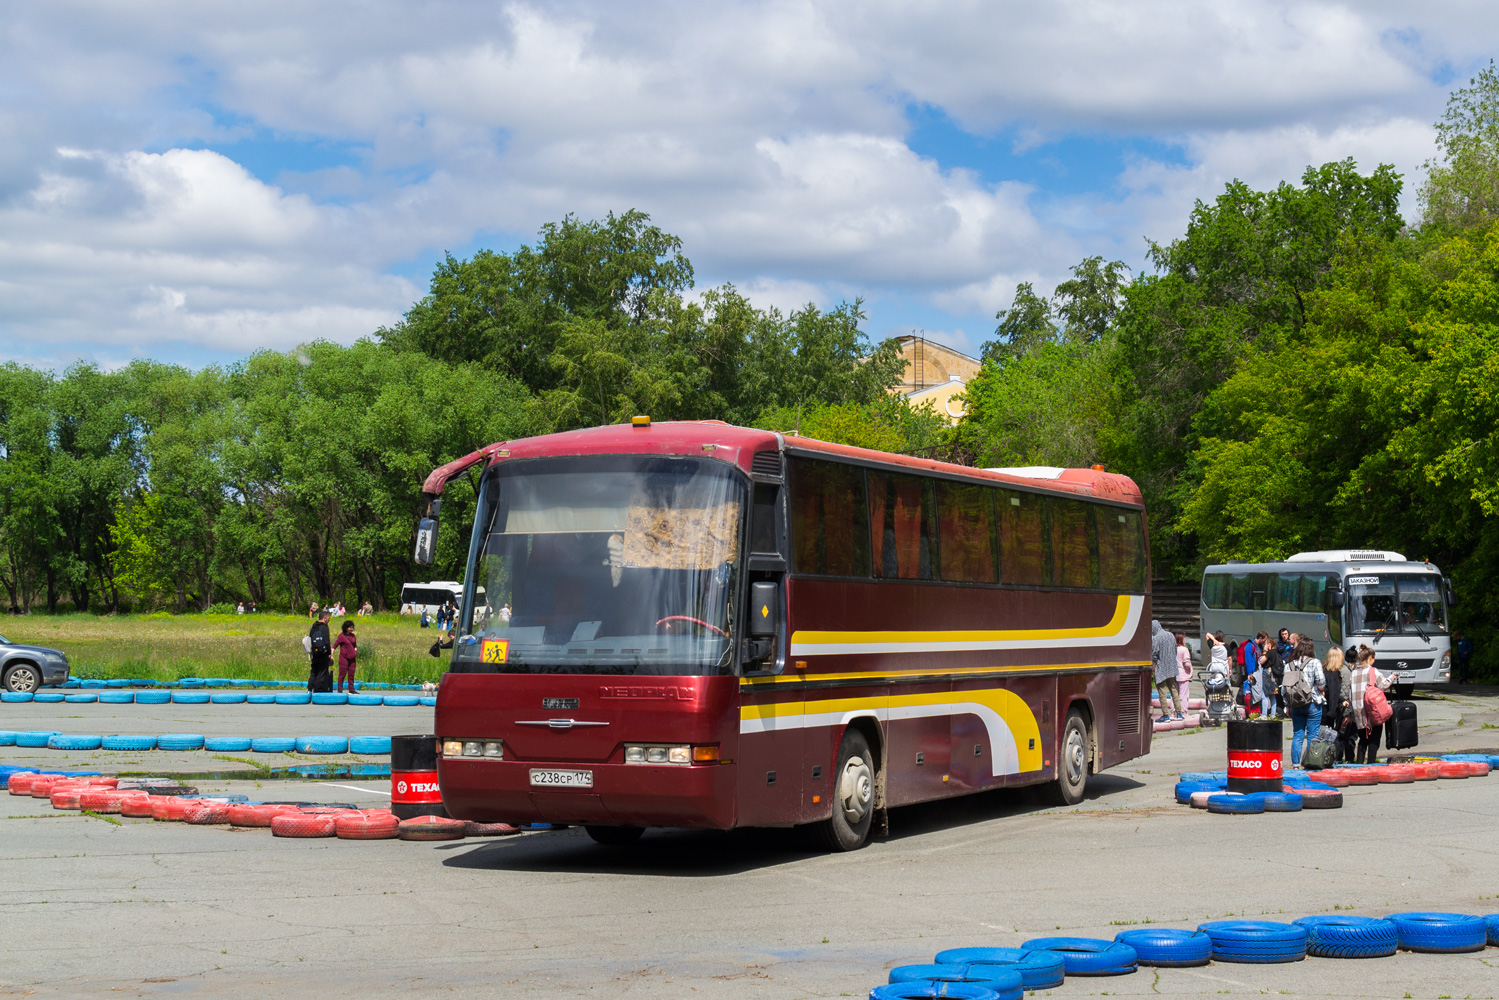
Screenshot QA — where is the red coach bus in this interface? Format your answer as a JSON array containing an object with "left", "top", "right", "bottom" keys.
[{"left": 417, "top": 419, "right": 1153, "bottom": 850}]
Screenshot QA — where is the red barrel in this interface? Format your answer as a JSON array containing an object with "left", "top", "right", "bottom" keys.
[
  {"left": 1227, "top": 719, "right": 1283, "bottom": 792},
  {"left": 391, "top": 734, "right": 448, "bottom": 820}
]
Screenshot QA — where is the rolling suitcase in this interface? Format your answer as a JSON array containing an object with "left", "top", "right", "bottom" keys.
[{"left": 1385, "top": 700, "right": 1418, "bottom": 750}]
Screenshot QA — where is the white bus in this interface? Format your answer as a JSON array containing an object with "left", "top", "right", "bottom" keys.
[
  {"left": 399, "top": 581, "right": 483, "bottom": 616},
  {"left": 1200, "top": 550, "right": 1453, "bottom": 698}
]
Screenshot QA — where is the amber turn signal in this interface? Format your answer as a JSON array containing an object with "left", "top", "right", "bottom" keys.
[
  {"left": 692, "top": 745, "right": 720, "bottom": 763},
  {"left": 631, "top": 415, "right": 651, "bottom": 427}
]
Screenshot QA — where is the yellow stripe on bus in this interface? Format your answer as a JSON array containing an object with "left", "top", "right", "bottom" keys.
[{"left": 739, "top": 659, "right": 1150, "bottom": 687}]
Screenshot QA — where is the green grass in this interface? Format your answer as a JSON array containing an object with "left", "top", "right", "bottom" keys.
[{"left": 1, "top": 612, "right": 447, "bottom": 684}]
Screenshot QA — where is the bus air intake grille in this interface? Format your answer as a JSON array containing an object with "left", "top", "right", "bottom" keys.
[
  {"left": 1117, "top": 673, "right": 1141, "bottom": 735},
  {"left": 751, "top": 452, "right": 783, "bottom": 480}
]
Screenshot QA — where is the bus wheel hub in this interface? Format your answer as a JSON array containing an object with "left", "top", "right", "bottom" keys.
[{"left": 839, "top": 755, "right": 873, "bottom": 824}]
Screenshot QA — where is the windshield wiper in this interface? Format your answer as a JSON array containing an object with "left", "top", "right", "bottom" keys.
[
  {"left": 1407, "top": 618, "right": 1429, "bottom": 643},
  {"left": 1372, "top": 610, "right": 1398, "bottom": 641}
]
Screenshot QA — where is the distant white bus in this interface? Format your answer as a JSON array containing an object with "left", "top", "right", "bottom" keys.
[
  {"left": 1200, "top": 550, "right": 1453, "bottom": 698},
  {"left": 400, "top": 581, "right": 482, "bottom": 616}
]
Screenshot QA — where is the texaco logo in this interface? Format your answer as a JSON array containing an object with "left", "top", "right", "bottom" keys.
[{"left": 397, "top": 780, "right": 408, "bottom": 794}]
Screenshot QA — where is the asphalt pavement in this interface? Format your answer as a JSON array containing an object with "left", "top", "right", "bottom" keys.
[{"left": 2, "top": 685, "right": 1497, "bottom": 999}]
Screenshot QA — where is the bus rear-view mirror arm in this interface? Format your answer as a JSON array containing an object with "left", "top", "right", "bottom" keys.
[{"left": 413, "top": 444, "right": 508, "bottom": 566}]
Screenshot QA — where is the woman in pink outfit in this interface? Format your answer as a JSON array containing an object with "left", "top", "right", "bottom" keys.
[
  {"left": 333, "top": 620, "right": 359, "bottom": 694},
  {"left": 1175, "top": 632, "right": 1193, "bottom": 721}
]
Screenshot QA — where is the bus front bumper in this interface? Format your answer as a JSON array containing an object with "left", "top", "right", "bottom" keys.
[{"left": 436, "top": 758, "right": 737, "bottom": 830}]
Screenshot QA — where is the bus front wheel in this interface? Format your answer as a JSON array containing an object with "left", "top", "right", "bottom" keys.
[
  {"left": 585, "top": 825, "right": 645, "bottom": 846},
  {"left": 812, "top": 729, "right": 875, "bottom": 852},
  {"left": 1052, "top": 710, "right": 1090, "bottom": 806}
]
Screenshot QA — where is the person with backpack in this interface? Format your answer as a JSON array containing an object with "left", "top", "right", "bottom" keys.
[
  {"left": 1283, "top": 635, "right": 1325, "bottom": 767},
  {"left": 307, "top": 610, "right": 334, "bottom": 693},
  {"left": 1348, "top": 644, "right": 1395, "bottom": 764},
  {"left": 1258, "top": 631, "right": 1284, "bottom": 720},
  {"left": 1151, "top": 620, "right": 1181, "bottom": 721}
]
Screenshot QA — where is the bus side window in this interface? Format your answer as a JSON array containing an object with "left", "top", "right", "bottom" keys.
[
  {"left": 937, "top": 480, "right": 997, "bottom": 583},
  {"left": 868, "top": 471, "right": 936, "bottom": 580},
  {"left": 1228, "top": 574, "right": 1251, "bottom": 609},
  {"left": 1249, "top": 573, "right": 1272, "bottom": 611},
  {"left": 1050, "top": 498, "right": 1099, "bottom": 589},
  {"left": 1298, "top": 574, "right": 1327, "bottom": 613},
  {"left": 1274, "top": 573, "right": 1301, "bottom": 612},
  {"left": 750, "top": 483, "right": 780, "bottom": 556},
  {"left": 1202, "top": 574, "right": 1227, "bottom": 609},
  {"left": 1097, "top": 508, "right": 1145, "bottom": 592},
  {"left": 788, "top": 459, "right": 870, "bottom": 577},
  {"left": 998, "top": 489, "right": 1048, "bottom": 586}
]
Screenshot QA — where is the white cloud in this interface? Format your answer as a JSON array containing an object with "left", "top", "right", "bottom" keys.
[{"left": 1, "top": 1, "right": 1495, "bottom": 365}]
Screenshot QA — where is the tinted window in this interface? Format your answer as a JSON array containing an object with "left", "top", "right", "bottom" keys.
[
  {"left": 1273, "top": 573, "right": 1300, "bottom": 612},
  {"left": 998, "top": 489, "right": 1048, "bottom": 586},
  {"left": 869, "top": 471, "right": 936, "bottom": 580},
  {"left": 1247, "top": 573, "right": 1272, "bottom": 611},
  {"left": 1050, "top": 499, "right": 1098, "bottom": 589},
  {"left": 1298, "top": 574, "right": 1328, "bottom": 613},
  {"left": 789, "top": 459, "right": 869, "bottom": 576},
  {"left": 750, "top": 483, "right": 779, "bottom": 555},
  {"left": 1202, "top": 574, "right": 1227, "bottom": 609},
  {"left": 1097, "top": 508, "right": 1146, "bottom": 591},
  {"left": 1228, "top": 573, "right": 1251, "bottom": 610},
  {"left": 937, "top": 481, "right": 997, "bottom": 583}
]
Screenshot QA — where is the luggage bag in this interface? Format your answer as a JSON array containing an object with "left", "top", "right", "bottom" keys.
[{"left": 1385, "top": 701, "right": 1418, "bottom": 750}]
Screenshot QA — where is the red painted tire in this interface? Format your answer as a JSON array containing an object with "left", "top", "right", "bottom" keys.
[
  {"left": 8, "top": 773, "right": 39, "bottom": 795},
  {"left": 465, "top": 821, "right": 521, "bottom": 837},
  {"left": 1412, "top": 763, "right": 1441, "bottom": 780},
  {"left": 29, "top": 776, "right": 65, "bottom": 798},
  {"left": 160, "top": 796, "right": 196, "bottom": 821},
  {"left": 398, "top": 815, "right": 467, "bottom": 841},
  {"left": 79, "top": 789, "right": 127, "bottom": 813},
  {"left": 89, "top": 777, "right": 120, "bottom": 788},
  {"left": 271, "top": 812, "right": 338, "bottom": 838},
  {"left": 336, "top": 812, "right": 400, "bottom": 840},
  {"left": 1464, "top": 761, "right": 1490, "bottom": 777},
  {"left": 1437, "top": 762, "right": 1470, "bottom": 779},
  {"left": 150, "top": 796, "right": 174, "bottom": 820},
  {"left": 227, "top": 804, "right": 294, "bottom": 827},
  {"left": 119, "top": 794, "right": 154, "bottom": 817},
  {"left": 1343, "top": 768, "right": 1379, "bottom": 785},
  {"left": 1378, "top": 765, "right": 1416, "bottom": 784},
  {"left": 50, "top": 787, "right": 85, "bottom": 809},
  {"left": 184, "top": 801, "right": 233, "bottom": 824}
]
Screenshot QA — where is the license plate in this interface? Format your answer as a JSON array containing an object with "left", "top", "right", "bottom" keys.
[{"left": 529, "top": 768, "right": 593, "bottom": 788}]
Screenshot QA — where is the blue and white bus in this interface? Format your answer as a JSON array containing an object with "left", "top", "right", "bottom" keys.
[{"left": 1200, "top": 550, "right": 1453, "bottom": 698}]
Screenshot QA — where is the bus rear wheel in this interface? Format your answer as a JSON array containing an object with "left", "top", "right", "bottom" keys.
[
  {"left": 812, "top": 729, "right": 875, "bottom": 852},
  {"left": 1052, "top": 710, "right": 1090, "bottom": 806},
  {"left": 584, "top": 825, "right": 645, "bottom": 846}
]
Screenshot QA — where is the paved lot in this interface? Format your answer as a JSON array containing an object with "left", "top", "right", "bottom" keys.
[{"left": 2, "top": 686, "right": 1497, "bottom": 998}]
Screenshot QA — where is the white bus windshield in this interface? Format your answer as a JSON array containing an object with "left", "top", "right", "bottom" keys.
[
  {"left": 1346, "top": 575, "right": 1448, "bottom": 635},
  {"left": 453, "top": 456, "right": 744, "bottom": 676}
]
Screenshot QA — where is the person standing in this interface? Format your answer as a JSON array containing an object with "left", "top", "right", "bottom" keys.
[
  {"left": 1455, "top": 632, "right": 1473, "bottom": 683},
  {"left": 333, "top": 620, "right": 358, "bottom": 694},
  {"left": 1322, "top": 646, "right": 1345, "bottom": 735},
  {"left": 1151, "top": 620, "right": 1180, "bottom": 721},
  {"left": 1256, "top": 632, "right": 1280, "bottom": 720},
  {"left": 1175, "top": 632, "right": 1194, "bottom": 722},
  {"left": 1284, "top": 636, "right": 1325, "bottom": 768},
  {"left": 307, "top": 611, "right": 334, "bottom": 693},
  {"left": 1348, "top": 645, "right": 1395, "bottom": 764}
]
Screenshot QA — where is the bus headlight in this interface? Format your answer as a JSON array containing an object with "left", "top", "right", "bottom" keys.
[
  {"left": 441, "top": 739, "right": 502, "bottom": 758},
  {"left": 442, "top": 740, "right": 463, "bottom": 757},
  {"left": 1439, "top": 651, "right": 1451, "bottom": 677},
  {"left": 623, "top": 744, "right": 715, "bottom": 764}
]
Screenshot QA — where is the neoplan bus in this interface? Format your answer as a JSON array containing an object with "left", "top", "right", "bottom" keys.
[
  {"left": 414, "top": 419, "right": 1155, "bottom": 850},
  {"left": 1199, "top": 550, "right": 1453, "bottom": 698}
]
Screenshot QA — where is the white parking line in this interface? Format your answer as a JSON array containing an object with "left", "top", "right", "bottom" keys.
[{"left": 318, "top": 782, "right": 391, "bottom": 797}]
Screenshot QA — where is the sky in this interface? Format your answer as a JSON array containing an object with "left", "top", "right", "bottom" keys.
[{"left": 0, "top": 1, "right": 1494, "bottom": 372}]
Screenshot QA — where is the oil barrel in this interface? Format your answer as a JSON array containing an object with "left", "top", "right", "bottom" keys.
[
  {"left": 1226, "top": 719, "right": 1283, "bottom": 792},
  {"left": 391, "top": 734, "right": 448, "bottom": 819}
]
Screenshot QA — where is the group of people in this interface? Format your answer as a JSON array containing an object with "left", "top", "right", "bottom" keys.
[
  {"left": 304, "top": 610, "right": 360, "bottom": 693},
  {"left": 308, "top": 600, "right": 376, "bottom": 619}
]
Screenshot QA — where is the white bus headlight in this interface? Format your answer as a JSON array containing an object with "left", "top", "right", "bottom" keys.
[
  {"left": 441, "top": 740, "right": 463, "bottom": 757},
  {"left": 624, "top": 744, "right": 694, "bottom": 764},
  {"left": 1439, "top": 651, "right": 1451, "bottom": 677}
]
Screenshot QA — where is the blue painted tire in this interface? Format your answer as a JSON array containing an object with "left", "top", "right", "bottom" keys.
[
  {"left": 348, "top": 736, "right": 392, "bottom": 755},
  {"left": 1259, "top": 791, "right": 1303, "bottom": 812},
  {"left": 203, "top": 737, "right": 253, "bottom": 752},
  {"left": 1197, "top": 921, "right": 1307, "bottom": 963},
  {"left": 64, "top": 693, "right": 98, "bottom": 703},
  {"left": 311, "top": 692, "right": 348, "bottom": 705},
  {"left": 80, "top": 679, "right": 105, "bottom": 689},
  {"left": 48, "top": 734, "right": 103, "bottom": 750},
  {"left": 250, "top": 737, "right": 296, "bottom": 753},
  {"left": 101, "top": 735, "right": 155, "bottom": 751},
  {"left": 1179, "top": 771, "right": 1226, "bottom": 783},
  {"left": 383, "top": 695, "right": 419, "bottom": 707},
  {"left": 156, "top": 733, "right": 206, "bottom": 751},
  {"left": 1174, "top": 781, "right": 1216, "bottom": 804},
  {"left": 1113, "top": 929, "right": 1213, "bottom": 967},
  {"left": 98, "top": 692, "right": 134, "bottom": 704},
  {"left": 1294, "top": 916, "right": 1398, "bottom": 958},
  {"left": 1383, "top": 912, "right": 1488, "bottom": 953},
  {"left": 296, "top": 735, "right": 349, "bottom": 755},
  {"left": 16, "top": 730, "right": 61, "bottom": 747},
  {"left": 1483, "top": 913, "right": 1499, "bottom": 946},
  {"left": 171, "top": 691, "right": 210, "bottom": 704},
  {"left": 870, "top": 982, "right": 1002, "bottom": 1000},
  {"left": 1207, "top": 794, "right": 1264, "bottom": 814},
  {"left": 209, "top": 693, "right": 246, "bottom": 704},
  {"left": 348, "top": 693, "right": 382, "bottom": 706},
  {"left": 247, "top": 694, "right": 276, "bottom": 704},
  {"left": 419, "top": 696, "right": 437, "bottom": 706},
  {"left": 932, "top": 948, "right": 1064, "bottom": 989},
  {"left": 135, "top": 691, "right": 170, "bottom": 704},
  {"left": 889, "top": 965, "right": 1021, "bottom": 1000},
  {"left": 0, "top": 731, "right": 17, "bottom": 746},
  {"left": 274, "top": 692, "right": 311, "bottom": 705},
  {"left": 178, "top": 678, "right": 205, "bottom": 688},
  {"left": 1019, "top": 938, "right": 1137, "bottom": 976},
  {"left": 106, "top": 679, "right": 132, "bottom": 688},
  {"left": 1, "top": 692, "right": 34, "bottom": 703},
  {"left": 34, "top": 692, "right": 65, "bottom": 703}
]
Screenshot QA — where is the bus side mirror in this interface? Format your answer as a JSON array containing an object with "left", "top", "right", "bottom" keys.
[
  {"left": 1445, "top": 581, "right": 1457, "bottom": 607},
  {"left": 414, "top": 517, "right": 438, "bottom": 566},
  {"left": 1328, "top": 589, "right": 1344, "bottom": 609},
  {"left": 749, "top": 582, "right": 779, "bottom": 637}
]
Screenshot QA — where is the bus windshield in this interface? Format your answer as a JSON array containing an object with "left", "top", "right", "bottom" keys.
[
  {"left": 1346, "top": 575, "right": 1448, "bottom": 635},
  {"left": 453, "top": 455, "right": 744, "bottom": 675}
]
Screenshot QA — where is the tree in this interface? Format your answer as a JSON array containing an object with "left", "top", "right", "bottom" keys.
[
  {"left": 1421, "top": 60, "right": 1499, "bottom": 233},
  {"left": 982, "top": 282, "right": 1057, "bottom": 361}
]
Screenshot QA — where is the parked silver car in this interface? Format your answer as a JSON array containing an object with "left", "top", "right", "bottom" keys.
[{"left": 0, "top": 633, "right": 71, "bottom": 692}]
